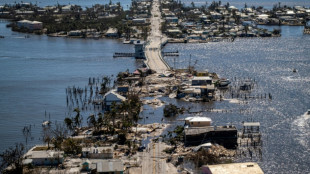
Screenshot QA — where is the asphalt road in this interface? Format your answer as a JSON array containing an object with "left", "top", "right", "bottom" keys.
[
  {"left": 141, "top": 141, "right": 174, "bottom": 174},
  {"left": 145, "top": 0, "right": 170, "bottom": 73}
]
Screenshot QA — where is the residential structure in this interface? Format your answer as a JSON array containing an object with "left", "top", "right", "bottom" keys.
[
  {"left": 185, "top": 117, "right": 212, "bottom": 127},
  {"left": 17, "top": 20, "right": 43, "bottom": 30},
  {"left": 23, "top": 146, "right": 64, "bottom": 166},
  {"left": 105, "top": 28, "right": 118, "bottom": 37},
  {"left": 82, "top": 146, "right": 114, "bottom": 159},
  {"left": 96, "top": 159, "right": 124, "bottom": 174},
  {"left": 103, "top": 90, "right": 126, "bottom": 111},
  {"left": 192, "top": 76, "right": 213, "bottom": 86}
]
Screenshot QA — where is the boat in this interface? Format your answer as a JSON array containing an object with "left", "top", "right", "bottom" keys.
[
  {"left": 0, "top": 35, "right": 4, "bottom": 38},
  {"left": 42, "top": 120, "right": 51, "bottom": 127},
  {"left": 218, "top": 78, "right": 231, "bottom": 88},
  {"left": 307, "top": 109, "right": 310, "bottom": 115},
  {"left": 293, "top": 68, "right": 297, "bottom": 73},
  {"left": 42, "top": 111, "right": 51, "bottom": 126},
  {"left": 123, "top": 39, "right": 137, "bottom": 44}
]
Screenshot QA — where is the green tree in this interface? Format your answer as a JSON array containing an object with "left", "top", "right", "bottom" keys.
[
  {"left": 51, "top": 123, "right": 68, "bottom": 150},
  {"left": 62, "top": 138, "right": 82, "bottom": 155}
]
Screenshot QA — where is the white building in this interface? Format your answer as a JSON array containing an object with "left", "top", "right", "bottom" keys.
[
  {"left": 133, "top": 18, "right": 146, "bottom": 24},
  {"left": 68, "top": 30, "right": 82, "bottom": 36},
  {"left": 17, "top": 20, "right": 43, "bottom": 30},
  {"left": 105, "top": 28, "right": 118, "bottom": 37},
  {"left": 23, "top": 146, "right": 64, "bottom": 166},
  {"left": 185, "top": 117, "right": 212, "bottom": 127},
  {"left": 96, "top": 159, "right": 124, "bottom": 174},
  {"left": 82, "top": 146, "right": 113, "bottom": 159}
]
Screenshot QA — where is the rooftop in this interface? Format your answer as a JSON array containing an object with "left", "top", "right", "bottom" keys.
[
  {"left": 243, "top": 122, "right": 260, "bottom": 127},
  {"left": 189, "top": 117, "right": 212, "bottom": 122},
  {"left": 97, "top": 159, "right": 124, "bottom": 172},
  {"left": 201, "top": 162, "right": 264, "bottom": 174},
  {"left": 192, "top": 76, "right": 212, "bottom": 81}
]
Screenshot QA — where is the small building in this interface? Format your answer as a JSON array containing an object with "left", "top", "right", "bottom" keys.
[
  {"left": 133, "top": 18, "right": 146, "bottom": 24},
  {"left": 167, "top": 29, "right": 182, "bottom": 34},
  {"left": 62, "top": 5, "right": 73, "bottom": 12},
  {"left": 23, "top": 146, "right": 64, "bottom": 166},
  {"left": 185, "top": 117, "right": 212, "bottom": 127},
  {"left": 195, "top": 71, "right": 209, "bottom": 77},
  {"left": 17, "top": 20, "right": 43, "bottom": 30},
  {"left": 68, "top": 30, "right": 82, "bottom": 36},
  {"left": 96, "top": 159, "right": 124, "bottom": 174},
  {"left": 82, "top": 146, "right": 113, "bottom": 159},
  {"left": 105, "top": 28, "right": 118, "bottom": 37},
  {"left": 200, "top": 84, "right": 215, "bottom": 98},
  {"left": 201, "top": 162, "right": 264, "bottom": 174},
  {"left": 103, "top": 90, "right": 126, "bottom": 111},
  {"left": 183, "top": 88, "right": 201, "bottom": 98},
  {"left": 117, "top": 85, "right": 129, "bottom": 96},
  {"left": 134, "top": 40, "right": 145, "bottom": 59},
  {"left": 166, "top": 17, "right": 178, "bottom": 23},
  {"left": 192, "top": 76, "right": 212, "bottom": 86},
  {"left": 242, "top": 122, "right": 260, "bottom": 134}
]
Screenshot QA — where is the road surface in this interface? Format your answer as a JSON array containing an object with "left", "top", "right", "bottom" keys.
[
  {"left": 145, "top": 0, "right": 170, "bottom": 73},
  {"left": 141, "top": 141, "right": 177, "bottom": 174}
]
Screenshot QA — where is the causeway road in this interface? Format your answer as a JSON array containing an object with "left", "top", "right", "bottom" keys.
[{"left": 144, "top": 0, "right": 170, "bottom": 73}]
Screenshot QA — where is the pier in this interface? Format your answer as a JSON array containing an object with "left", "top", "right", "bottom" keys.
[
  {"left": 113, "top": 52, "right": 135, "bottom": 58},
  {"left": 162, "top": 51, "right": 179, "bottom": 56}
]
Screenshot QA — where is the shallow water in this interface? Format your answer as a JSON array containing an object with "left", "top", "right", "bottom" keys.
[{"left": 160, "top": 25, "right": 310, "bottom": 173}]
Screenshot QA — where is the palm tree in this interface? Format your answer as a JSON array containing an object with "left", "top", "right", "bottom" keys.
[
  {"left": 128, "top": 93, "right": 142, "bottom": 124},
  {"left": 73, "top": 108, "right": 82, "bottom": 128},
  {"left": 87, "top": 114, "right": 97, "bottom": 130},
  {"left": 97, "top": 112, "right": 104, "bottom": 129},
  {"left": 100, "top": 76, "right": 111, "bottom": 95},
  {"left": 119, "top": 100, "right": 130, "bottom": 130},
  {"left": 64, "top": 117, "right": 74, "bottom": 131},
  {"left": 110, "top": 102, "right": 118, "bottom": 129}
]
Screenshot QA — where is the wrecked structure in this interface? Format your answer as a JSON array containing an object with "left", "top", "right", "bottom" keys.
[{"left": 184, "top": 117, "right": 237, "bottom": 149}]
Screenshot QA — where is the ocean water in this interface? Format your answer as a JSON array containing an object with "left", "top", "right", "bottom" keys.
[
  {"left": 161, "top": 25, "right": 310, "bottom": 173},
  {"left": 0, "top": 0, "right": 132, "bottom": 9},
  {"left": 0, "top": 19, "right": 140, "bottom": 152}
]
